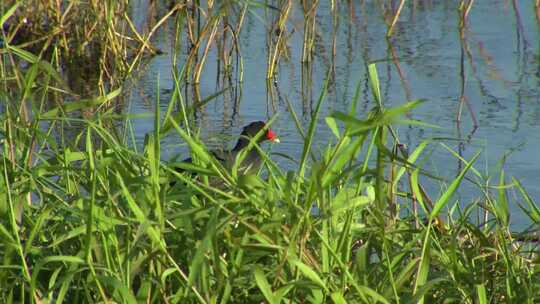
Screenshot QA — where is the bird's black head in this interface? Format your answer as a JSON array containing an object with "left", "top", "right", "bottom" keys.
[{"left": 233, "top": 121, "right": 279, "bottom": 151}]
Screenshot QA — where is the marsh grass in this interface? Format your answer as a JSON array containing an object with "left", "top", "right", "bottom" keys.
[
  {"left": 1, "top": 0, "right": 168, "bottom": 104},
  {"left": 1, "top": 1, "right": 540, "bottom": 303},
  {"left": 1, "top": 58, "right": 540, "bottom": 303}
]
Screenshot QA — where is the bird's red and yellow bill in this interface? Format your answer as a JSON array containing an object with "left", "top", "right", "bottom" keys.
[{"left": 266, "top": 129, "right": 280, "bottom": 143}]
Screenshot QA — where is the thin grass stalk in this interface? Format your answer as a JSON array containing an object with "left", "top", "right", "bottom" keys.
[
  {"left": 388, "top": 143, "right": 398, "bottom": 217},
  {"left": 84, "top": 127, "right": 96, "bottom": 258},
  {"left": 82, "top": 127, "right": 111, "bottom": 304},
  {"left": 281, "top": 72, "right": 329, "bottom": 294},
  {"left": 171, "top": 9, "right": 193, "bottom": 136},
  {"left": 459, "top": 0, "right": 475, "bottom": 28},
  {"left": 2, "top": 143, "right": 41, "bottom": 302},
  {"left": 185, "top": 1, "right": 200, "bottom": 84},
  {"left": 302, "top": 0, "right": 319, "bottom": 63},
  {"left": 125, "top": 5, "right": 182, "bottom": 75},
  {"left": 456, "top": 17, "right": 478, "bottom": 128},
  {"left": 193, "top": 18, "right": 219, "bottom": 84},
  {"left": 382, "top": 237, "right": 400, "bottom": 303},
  {"left": 314, "top": 230, "right": 381, "bottom": 302},
  {"left": 464, "top": 0, "right": 474, "bottom": 20},
  {"left": 296, "top": 70, "right": 330, "bottom": 182},
  {"left": 228, "top": 25, "right": 242, "bottom": 89},
  {"left": 267, "top": 0, "right": 292, "bottom": 79},
  {"left": 153, "top": 76, "right": 163, "bottom": 229},
  {"left": 375, "top": 126, "right": 388, "bottom": 211},
  {"left": 216, "top": 16, "right": 226, "bottom": 84},
  {"left": 535, "top": 0, "right": 540, "bottom": 25},
  {"left": 235, "top": 4, "right": 248, "bottom": 84},
  {"left": 387, "top": 41, "right": 412, "bottom": 100},
  {"left": 330, "top": 0, "right": 338, "bottom": 79},
  {"left": 386, "top": 0, "right": 405, "bottom": 37},
  {"left": 301, "top": 59, "right": 314, "bottom": 114}
]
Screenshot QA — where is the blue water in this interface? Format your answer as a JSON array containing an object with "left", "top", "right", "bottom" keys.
[{"left": 126, "top": 1, "right": 540, "bottom": 225}]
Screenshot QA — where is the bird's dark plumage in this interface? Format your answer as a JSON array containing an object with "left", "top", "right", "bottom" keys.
[{"left": 174, "top": 121, "right": 279, "bottom": 177}]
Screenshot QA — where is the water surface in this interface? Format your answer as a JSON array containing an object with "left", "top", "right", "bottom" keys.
[{"left": 127, "top": 1, "right": 540, "bottom": 225}]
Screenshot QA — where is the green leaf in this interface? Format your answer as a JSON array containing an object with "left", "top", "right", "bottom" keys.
[
  {"left": 97, "top": 275, "right": 138, "bottom": 304},
  {"left": 7, "top": 45, "right": 67, "bottom": 87},
  {"left": 356, "top": 285, "right": 390, "bottom": 304},
  {"left": 0, "top": 3, "right": 20, "bottom": 27},
  {"left": 332, "top": 187, "right": 372, "bottom": 215},
  {"left": 325, "top": 116, "right": 340, "bottom": 138},
  {"left": 30, "top": 256, "right": 85, "bottom": 298},
  {"left": 476, "top": 284, "right": 487, "bottom": 304},
  {"left": 238, "top": 174, "right": 266, "bottom": 190},
  {"left": 379, "top": 100, "right": 425, "bottom": 124},
  {"left": 41, "top": 88, "right": 122, "bottom": 119},
  {"left": 168, "top": 117, "right": 212, "bottom": 165},
  {"left": 409, "top": 278, "right": 447, "bottom": 303},
  {"left": 513, "top": 177, "right": 540, "bottom": 224},
  {"left": 291, "top": 259, "right": 328, "bottom": 292},
  {"left": 331, "top": 292, "right": 347, "bottom": 304},
  {"left": 115, "top": 172, "right": 165, "bottom": 250},
  {"left": 411, "top": 168, "right": 428, "bottom": 214},
  {"left": 413, "top": 252, "right": 430, "bottom": 304},
  {"left": 390, "top": 257, "right": 419, "bottom": 297},
  {"left": 274, "top": 285, "right": 294, "bottom": 303},
  {"left": 332, "top": 100, "right": 426, "bottom": 136},
  {"left": 161, "top": 87, "right": 228, "bottom": 134},
  {"left": 496, "top": 170, "right": 509, "bottom": 226},
  {"left": 393, "top": 140, "right": 429, "bottom": 189},
  {"left": 368, "top": 63, "right": 382, "bottom": 107},
  {"left": 392, "top": 119, "right": 440, "bottom": 129},
  {"left": 430, "top": 150, "right": 480, "bottom": 220},
  {"left": 254, "top": 266, "right": 278, "bottom": 304}
]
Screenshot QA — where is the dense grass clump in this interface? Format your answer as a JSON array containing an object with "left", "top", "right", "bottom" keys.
[
  {"left": 1, "top": 1, "right": 540, "bottom": 303},
  {"left": 1, "top": 60, "right": 540, "bottom": 303}
]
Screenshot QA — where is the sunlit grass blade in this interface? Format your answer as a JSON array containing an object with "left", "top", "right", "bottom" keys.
[
  {"left": 368, "top": 63, "right": 382, "bottom": 108},
  {"left": 512, "top": 177, "right": 540, "bottom": 224},
  {"left": 0, "top": 3, "right": 20, "bottom": 27},
  {"left": 476, "top": 284, "right": 488, "bottom": 304},
  {"left": 254, "top": 266, "right": 279, "bottom": 304},
  {"left": 290, "top": 259, "right": 329, "bottom": 292},
  {"left": 430, "top": 150, "right": 481, "bottom": 220}
]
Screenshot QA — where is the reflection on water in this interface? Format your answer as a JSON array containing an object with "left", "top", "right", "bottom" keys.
[{"left": 125, "top": 1, "right": 540, "bottom": 223}]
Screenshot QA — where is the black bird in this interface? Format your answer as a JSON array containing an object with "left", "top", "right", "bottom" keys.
[{"left": 176, "top": 121, "right": 280, "bottom": 176}]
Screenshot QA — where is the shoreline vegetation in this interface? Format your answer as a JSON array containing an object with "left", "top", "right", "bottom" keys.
[{"left": 1, "top": 1, "right": 540, "bottom": 303}]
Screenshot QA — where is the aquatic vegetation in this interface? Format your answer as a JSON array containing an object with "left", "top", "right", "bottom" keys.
[
  {"left": 1, "top": 1, "right": 540, "bottom": 303},
  {"left": 1, "top": 59, "right": 539, "bottom": 302}
]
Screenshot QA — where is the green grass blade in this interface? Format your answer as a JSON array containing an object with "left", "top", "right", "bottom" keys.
[
  {"left": 291, "top": 259, "right": 329, "bottom": 292},
  {"left": 430, "top": 150, "right": 481, "bottom": 220},
  {"left": 254, "top": 266, "right": 278, "bottom": 304}
]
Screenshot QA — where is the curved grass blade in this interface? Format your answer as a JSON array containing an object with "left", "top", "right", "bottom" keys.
[{"left": 430, "top": 150, "right": 481, "bottom": 220}]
